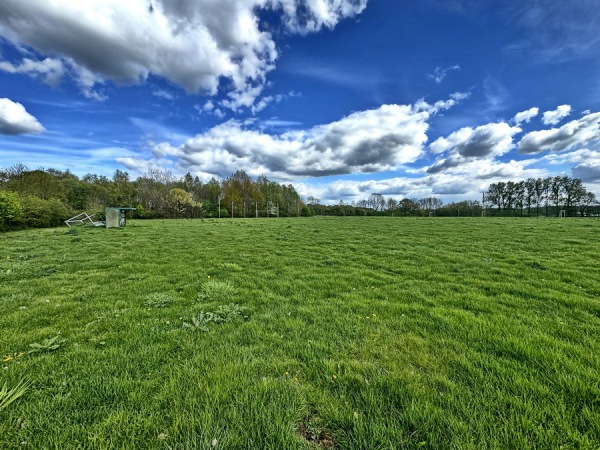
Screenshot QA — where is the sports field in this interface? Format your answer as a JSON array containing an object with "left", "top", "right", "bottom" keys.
[{"left": 1, "top": 217, "right": 598, "bottom": 449}]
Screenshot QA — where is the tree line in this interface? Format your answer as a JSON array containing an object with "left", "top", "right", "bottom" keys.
[
  {"left": 305, "top": 177, "right": 598, "bottom": 218},
  {"left": 0, "top": 164, "right": 305, "bottom": 230},
  {"left": 483, "top": 176, "right": 597, "bottom": 217},
  {"left": 1, "top": 164, "right": 598, "bottom": 231}
]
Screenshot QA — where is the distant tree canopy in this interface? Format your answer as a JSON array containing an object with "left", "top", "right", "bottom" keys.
[
  {"left": 0, "top": 164, "right": 598, "bottom": 231},
  {"left": 314, "top": 195, "right": 484, "bottom": 217}
]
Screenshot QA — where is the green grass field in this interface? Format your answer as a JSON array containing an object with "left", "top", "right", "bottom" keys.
[{"left": 0, "top": 217, "right": 599, "bottom": 449}]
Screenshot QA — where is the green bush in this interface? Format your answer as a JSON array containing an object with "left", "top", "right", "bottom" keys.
[
  {"left": 0, "top": 190, "right": 23, "bottom": 231},
  {"left": 133, "top": 203, "right": 161, "bottom": 219},
  {"left": 20, "top": 195, "right": 70, "bottom": 228}
]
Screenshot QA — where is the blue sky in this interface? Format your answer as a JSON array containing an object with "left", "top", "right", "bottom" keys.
[{"left": 1, "top": 0, "right": 599, "bottom": 203}]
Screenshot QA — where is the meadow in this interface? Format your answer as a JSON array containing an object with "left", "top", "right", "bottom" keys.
[{"left": 0, "top": 217, "right": 598, "bottom": 449}]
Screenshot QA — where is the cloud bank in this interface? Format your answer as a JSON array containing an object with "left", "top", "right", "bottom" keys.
[
  {"left": 0, "top": 0, "right": 367, "bottom": 108},
  {"left": 0, "top": 98, "right": 45, "bottom": 135},
  {"left": 119, "top": 96, "right": 466, "bottom": 179},
  {"left": 572, "top": 160, "right": 600, "bottom": 182},
  {"left": 115, "top": 94, "right": 600, "bottom": 204},
  {"left": 298, "top": 157, "right": 547, "bottom": 203}
]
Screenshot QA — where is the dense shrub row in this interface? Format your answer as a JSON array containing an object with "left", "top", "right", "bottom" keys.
[
  {"left": 0, "top": 191, "right": 70, "bottom": 231},
  {"left": 0, "top": 164, "right": 304, "bottom": 230}
]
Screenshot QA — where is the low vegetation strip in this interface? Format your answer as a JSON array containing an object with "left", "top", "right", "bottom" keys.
[{"left": 0, "top": 217, "right": 598, "bottom": 449}]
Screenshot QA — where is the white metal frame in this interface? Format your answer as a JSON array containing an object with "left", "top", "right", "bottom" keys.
[{"left": 65, "top": 212, "right": 104, "bottom": 227}]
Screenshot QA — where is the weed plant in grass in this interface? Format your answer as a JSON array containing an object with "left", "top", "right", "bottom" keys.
[{"left": 0, "top": 217, "right": 599, "bottom": 449}]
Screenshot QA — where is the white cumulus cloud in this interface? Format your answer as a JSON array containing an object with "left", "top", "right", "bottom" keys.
[
  {"left": 519, "top": 112, "right": 600, "bottom": 154},
  {"left": 272, "top": 0, "right": 367, "bottom": 32},
  {"left": 0, "top": 57, "right": 64, "bottom": 87},
  {"left": 427, "top": 122, "right": 522, "bottom": 173},
  {"left": 0, "top": 0, "right": 367, "bottom": 108},
  {"left": 542, "top": 104, "right": 572, "bottom": 125},
  {"left": 513, "top": 107, "right": 539, "bottom": 125},
  {"left": 0, "top": 98, "right": 45, "bottom": 135}
]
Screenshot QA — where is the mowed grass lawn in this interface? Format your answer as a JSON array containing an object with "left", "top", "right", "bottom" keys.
[{"left": 0, "top": 217, "right": 599, "bottom": 449}]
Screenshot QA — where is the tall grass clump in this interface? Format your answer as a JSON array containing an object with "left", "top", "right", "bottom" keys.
[
  {"left": 143, "top": 292, "right": 173, "bottom": 308},
  {"left": 198, "top": 279, "right": 237, "bottom": 303},
  {"left": 0, "top": 380, "right": 29, "bottom": 412}
]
